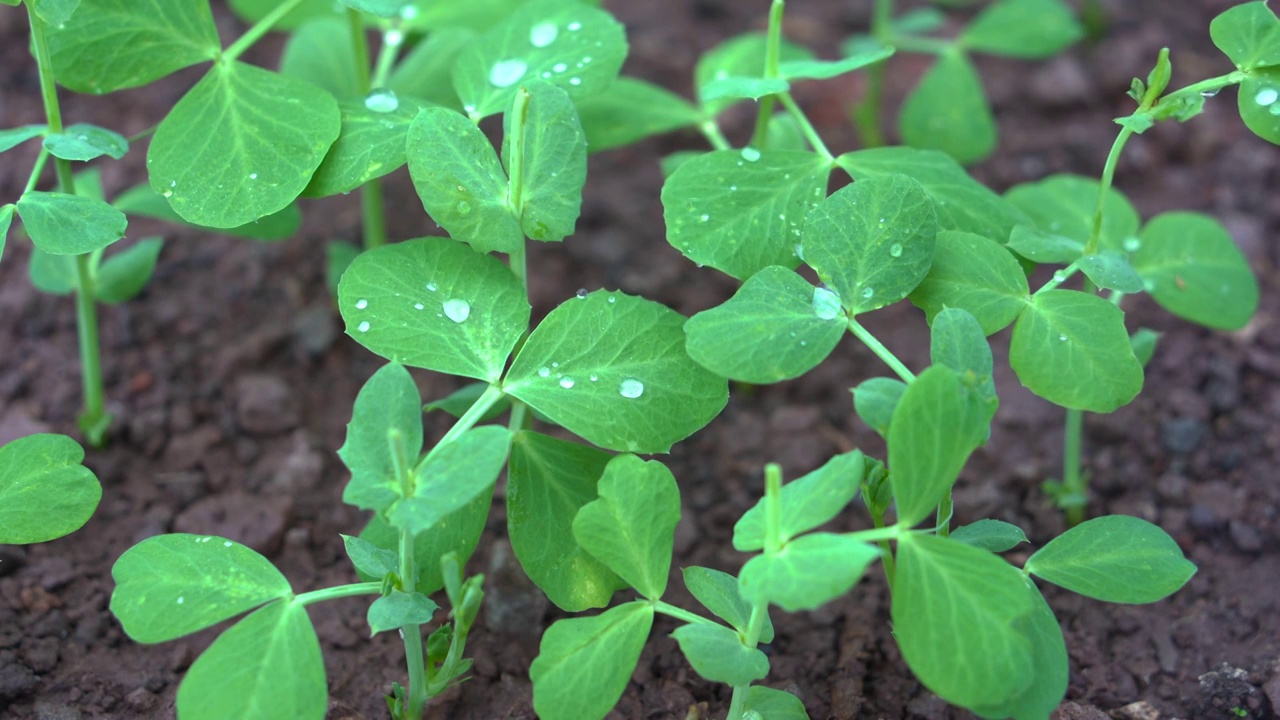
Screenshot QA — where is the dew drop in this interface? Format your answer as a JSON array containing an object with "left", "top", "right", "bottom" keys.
[
  {"left": 249, "top": 172, "right": 258, "bottom": 180},
  {"left": 619, "top": 378, "right": 644, "bottom": 398},
  {"left": 357, "top": 321, "right": 371, "bottom": 332},
  {"left": 1053, "top": 270, "right": 1067, "bottom": 282},
  {"left": 861, "top": 286, "right": 875, "bottom": 300},
  {"left": 223, "top": 541, "right": 233, "bottom": 547},
  {"left": 1255, "top": 87, "right": 1279, "bottom": 106},
  {"left": 1058, "top": 333, "right": 1068, "bottom": 342},
  {"left": 177, "top": 596, "right": 184, "bottom": 605},
  {"left": 365, "top": 87, "right": 400, "bottom": 113},
  {"left": 569, "top": 77, "right": 582, "bottom": 86},
  {"left": 426, "top": 282, "right": 437, "bottom": 292},
  {"left": 489, "top": 59, "right": 528, "bottom": 88},
  {"left": 384, "top": 29, "right": 404, "bottom": 47},
  {"left": 567, "top": 20, "right": 582, "bottom": 31},
  {"left": 400, "top": 4, "right": 418, "bottom": 20},
  {"left": 590, "top": 374, "right": 598, "bottom": 381},
  {"left": 607, "top": 295, "right": 616, "bottom": 303},
  {"left": 741, "top": 146, "right": 761, "bottom": 162},
  {"left": 576, "top": 288, "right": 588, "bottom": 299},
  {"left": 553, "top": 62, "right": 568, "bottom": 73},
  {"left": 161, "top": 189, "right": 173, "bottom": 198},
  {"left": 1200, "top": 88, "right": 1220, "bottom": 98},
  {"left": 443, "top": 299, "right": 470, "bottom": 323},
  {"left": 456, "top": 200, "right": 472, "bottom": 214},
  {"left": 538, "top": 367, "right": 551, "bottom": 378},
  {"left": 559, "top": 376, "right": 575, "bottom": 389},
  {"left": 889, "top": 243, "right": 903, "bottom": 258},
  {"left": 699, "top": 213, "right": 710, "bottom": 222},
  {"left": 1123, "top": 236, "right": 1142, "bottom": 252},
  {"left": 355, "top": 298, "right": 368, "bottom": 309},
  {"left": 529, "top": 21, "right": 558, "bottom": 47},
  {"left": 794, "top": 243, "right": 804, "bottom": 260},
  {"left": 1271, "top": 103, "right": 1280, "bottom": 116},
  {"left": 414, "top": 303, "right": 424, "bottom": 310},
  {"left": 812, "top": 286, "right": 842, "bottom": 320}
]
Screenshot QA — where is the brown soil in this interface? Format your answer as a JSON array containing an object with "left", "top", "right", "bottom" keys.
[{"left": 2, "top": 1, "right": 1279, "bottom": 719}]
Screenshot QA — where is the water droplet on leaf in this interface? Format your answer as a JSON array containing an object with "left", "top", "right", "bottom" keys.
[
  {"left": 529, "top": 21, "right": 558, "bottom": 47},
  {"left": 567, "top": 20, "right": 582, "bottom": 30},
  {"left": 489, "top": 59, "right": 528, "bottom": 88},
  {"left": 889, "top": 243, "right": 903, "bottom": 258},
  {"left": 740, "top": 147, "right": 761, "bottom": 162},
  {"left": 443, "top": 299, "right": 470, "bottom": 323},
  {"left": 575, "top": 288, "right": 588, "bottom": 299},
  {"left": 1255, "top": 87, "right": 1279, "bottom": 106},
  {"left": 812, "top": 287, "right": 842, "bottom": 320},
  {"left": 456, "top": 200, "right": 471, "bottom": 214},
  {"left": 619, "top": 379, "right": 644, "bottom": 398},
  {"left": 861, "top": 287, "right": 875, "bottom": 300},
  {"left": 357, "top": 321, "right": 371, "bottom": 332},
  {"left": 365, "top": 88, "right": 400, "bottom": 113},
  {"left": 1123, "top": 236, "right": 1141, "bottom": 252},
  {"left": 385, "top": 29, "right": 404, "bottom": 47},
  {"left": 559, "top": 377, "right": 575, "bottom": 389},
  {"left": 538, "top": 367, "right": 551, "bottom": 378},
  {"left": 355, "top": 298, "right": 368, "bottom": 310}
]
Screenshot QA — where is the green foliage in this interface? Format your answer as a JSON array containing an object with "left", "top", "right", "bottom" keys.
[
  {"left": 0, "top": 204, "right": 12, "bottom": 264},
  {"left": 337, "top": 362, "right": 424, "bottom": 513},
  {"left": 575, "top": 77, "right": 702, "bottom": 152},
  {"left": 1133, "top": 212, "right": 1259, "bottom": 330},
  {"left": 852, "top": 377, "right": 906, "bottom": 438},
  {"left": 733, "top": 451, "right": 864, "bottom": 551},
  {"left": 357, "top": 508, "right": 489, "bottom": 596},
  {"left": 504, "top": 290, "right": 728, "bottom": 453},
  {"left": 42, "top": 123, "right": 128, "bottom": 161},
  {"left": 113, "top": 183, "right": 302, "bottom": 241},
  {"left": 1237, "top": 68, "right": 1280, "bottom": 143},
  {"left": 682, "top": 567, "right": 773, "bottom": 643},
  {"left": 305, "top": 97, "right": 420, "bottom": 198},
  {"left": 1210, "top": 1, "right": 1280, "bottom": 70},
  {"left": 909, "top": 230, "right": 1029, "bottom": 334},
  {"left": 96, "top": 237, "right": 163, "bottom": 304},
  {"left": 899, "top": 51, "right": 995, "bottom": 165},
  {"left": 502, "top": 80, "right": 588, "bottom": 242},
  {"left": 367, "top": 591, "right": 439, "bottom": 636},
  {"left": 960, "top": 0, "right": 1083, "bottom": 59},
  {"left": 387, "top": 426, "right": 510, "bottom": 536},
  {"left": 17, "top": 191, "right": 126, "bottom": 255},
  {"left": 1025, "top": 515, "right": 1197, "bottom": 603},
  {"left": 950, "top": 519, "right": 1029, "bottom": 552},
  {"left": 0, "top": 434, "right": 101, "bottom": 544},
  {"left": 338, "top": 238, "right": 530, "bottom": 382},
  {"left": 1005, "top": 174, "right": 1139, "bottom": 253},
  {"left": 744, "top": 686, "right": 811, "bottom": 720},
  {"left": 530, "top": 601, "right": 653, "bottom": 720},
  {"left": 738, "top": 533, "right": 881, "bottom": 612},
  {"left": 671, "top": 623, "right": 769, "bottom": 686}
]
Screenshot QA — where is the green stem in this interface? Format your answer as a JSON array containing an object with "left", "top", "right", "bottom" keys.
[
  {"left": 508, "top": 400, "right": 529, "bottom": 434},
  {"left": 294, "top": 581, "right": 382, "bottom": 607},
  {"left": 429, "top": 384, "right": 506, "bottom": 455},
  {"left": 870, "top": 510, "right": 897, "bottom": 590},
  {"left": 371, "top": 26, "right": 404, "bottom": 89},
  {"left": 653, "top": 601, "right": 719, "bottom": 627},
  {"left": 727, "top": 464, "right": 784, "bottom": 720},
  {"left": 222, "top": 0, "right": 309, "bottom": 63},
  {"left": 844, "top": 524, "right": 901, "bottom": 544},
  {"left": 935, "top": 492, "right": 952, "bottom": 537},
  {"left": 399, "top": 527, "right": 428, "bottom": 718},
  {"left": 506, "top": 87, "right": 531, "bottom": 218},
  {"left": 361, "top": 177, "right": 388, "bottom": 248},
  {"left": 852, "top": 61, "right": 887, "bottom": 149},
  {"left": 1033, "top": 262, "right": 1080, "bottom": 295},
  {"left": 749, "top": 0, "right": 785, "bottom": 148},
  {"left": 1159, "top": 71, "right": 1246, "bottom": 107},
  {"left": 777, "top": 93, "right": 833, "bottom": 162},
  {"left": 725, "top": 601, "right": 770, "bottom": 720},
  {"left": 1061, "top": 407, "right": 1085, "bottom": 526},
  {"left": 847, "top": 318, "right": 915, "bottom": 382},
  {"left": 30, "top": 7, "right": 110, "bottom": 446},
  {"left": 1083, "top": 127, "right": 1134, "bottom": 255},
  {"left": 348, "top": 8, "right": 372, "bottom": 93},
  {"left": 22, "top": 148, "right": 50, "bottom": 195},
  {"left": 699, "top": 120, "right": 732, "bottom": 151}
]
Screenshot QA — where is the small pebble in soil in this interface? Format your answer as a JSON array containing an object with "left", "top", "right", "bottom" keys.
[
  {"left": 1160, "top": 417, "right": 1207, "bottom": 454},
  {"left": 1228, "top": 520, "right": 1263, "bottom": 553}
]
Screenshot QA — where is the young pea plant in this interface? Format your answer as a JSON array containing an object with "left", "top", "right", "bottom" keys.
[
  {"left": 847, "top": 0, "right": 1085, "bottom": 163},
  {"left": 105, "top": 3, "right": 735, "bottom": 718},
  {"left": 0, "top": 433, "right": 102, "bottom": 546}
]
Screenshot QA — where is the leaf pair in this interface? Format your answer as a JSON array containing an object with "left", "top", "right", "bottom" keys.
[{"left": 1210, "top": 2, "right": 1280, "bottom": 144}]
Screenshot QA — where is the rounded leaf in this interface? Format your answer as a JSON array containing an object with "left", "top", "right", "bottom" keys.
[{"left": 0, "top": 434, "right": 101, "bottom": 544}]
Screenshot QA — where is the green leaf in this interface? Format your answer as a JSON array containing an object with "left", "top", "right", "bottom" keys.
[
  {"left": 1209, "top": 1, "right": 1280, "bottom": 70},
  {"left": 508, "top": 431, "right": 626, "bottom": 612},
  {"left": 745, "top": 686, "right": 811, "bottom": 720},
  {"left": 338, "top": 363, "right": 423, "bottom": 513},
  {"left": 1130, "top": 328, "right": 1160, "bottom": 367},
  {"left": 739, "top": 533, "right": 881, "bottom": 612},
  {"left": 357, "top": 503, "right": 490, "bottom": 596},
  {"left": 176, "top": 600, "right": 326, "bottom": 720},
  {"left": 970, "top": 584, "right": 1068, "bottom": 720},
  {"left": 0, "top": 125, "right": 47, "bottom": 153},
  {"left": 778, "top": 45, "right": 894, "bottom": 80},
  {"left": 28, "top": 247, "right": 76, "bottom": 295},
  {"left": 852, "top": 377, "right": 906, "bottom": 438},
  {"left": 504, "top": 291, "right": 728, "bottom": 453},
  {"left": 149, "top": 62, "right": 340, "bottom": 228},
  {"left": 663, "top": 149, "right": 831, "bottom": 280},
  {"left": 576, "top": 76, "right": 702, "bottom": 152},
  {"left": 1078, "top": 251, "right": 1144, "bottom": 293},
  {"left": 0, "top": 434, "right": 100, "bottom": 545},
  {"left": 96, "top": 237, "right": 163, "bottom": 304},
  {"left": 1025, "top": 515, "right": 1197, "bottom": 603},
  {"left": 698, "top": 76, "right": 790, "bottom": 103},
  {"left": 803, "top": 174, "right": 937, "bottom": 315},
  {"left": 0, "top": 204, "right": 12, "bottom": 265},
  {"left": 409, "top": 0, "right": 524, "bottom": 32},
  {"left": 42, "top": 123, "right": 128, "bottom": 162},
  {"left": 341, "top": 534, "right": 399, "bottom": 579},
  {"left": 31, "top": 0, "right": 81, "bottom": 27},
  {"left": 110, "top": 534, "right": 292, "bottom": 643},
  {"left": 17, "top": 191, "right": 127, "bottom": 255},
  {"left": 228, "top": 0, "right": 337, "bottom": 30},
  {"left": 338, "top": 238, "right": 530, "bottom": 382},
  {"left": 1238, "top": 68, "right": 1280, "bottom": 144},
  {"left": 338, "top": 0, "right": 411, "bottom": 18},
  {"left": 280, "top": 18, "right": 361, "bottom": 98},
  {"left": 305, "top": 96, "right": 419, "bottom": 197},
  {"left": 889, "top": 366, "right": 985, "bottom": 526},
  {"left": 684, "top": 266, "right": 846, "bottom": 383},
  {"left": 424, "top": 382, "right": 513, "bottom": 422},
  {"left": 387, "top": 426, "right": 511, "bottom": 536},
  {"left": 1009, "top": 290, "right": 1144, "bottom": 412},
  {"left": 892, "top": 532, "right": 1036, "bottom": 710},
  {"left": 530, "top": 601, "right": 654, "bottom": 720},
  {"left": 950, "top": 519, "right": 1029, "bottom": 552},
  {"left": 899, "top": 52, "right": 995, "bottom": 165},
  {"left": 502, "top": 81, "right": 587, "bottom": 242},
  {"left": 452, "top": 0, "right": 628, "bottom": 119},
  {"left": 961, "top": 0, "right": 1082, "bottom": 59},
  {"left": 734, "top": 451, "right": 865, "bottom": 552},
  {"left": 1005, "top": 224, "right": 1084, "bottom": 264},
  {"left": 764, "top": 112, "right": 810, "bottom": 152},
  {"left": 571, "top": 455, "right": 680, "bottom": 600},
  {"left": 406, "top": 107, "right": 523, "bottom": 254},
  {"left": 837, "top": 147, "right": 1029, "bottom": 241},
  {"left": 367, "top": 591, "right": 439, "bottom": 636},
  {"left": 930, "top": 307, "right": 998, "bottom": 425},
  {"left": 671, "top": 623, "right": 769, "bottom": 686},
  {"left": 682, "top": 567, "right": 773, "bottom": 643},
  {"left": 695, "top": 33, "right": 813, "bottom": 116},
  {"left": 113, "top": 184, "right": 301, "bottom": 241},
  {"left": 389, "top": 28, "right": 476, "bottom": 111},
  {"left": 1005, "top": 174, "right": 1139, "bottom": 253},
  {"left": 908, "top": 230, "right": 1029, "bottom": 334},
  {"left": 46, "top": 0, "right": 220, "bottom": 94}
]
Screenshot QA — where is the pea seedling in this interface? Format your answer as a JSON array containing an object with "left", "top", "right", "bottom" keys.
[{"left": 0, "top": 434, "right": 101, "bottom": 546}]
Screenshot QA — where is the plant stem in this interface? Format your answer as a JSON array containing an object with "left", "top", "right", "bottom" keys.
[
  {"left": 847, "top": 318, "right": 915, "bottom": 382},
  {"left": 222, "top": 0, "right": 309, "bottom": 63},
  {"left": 935, "top": 492, "right": 952, "bottom": 537},
  {"left": 653, "top": 601, "right": 719, "bottom": 627},
  {"left": 870, "top": 510, "right": 897, "bottom": 590},
  {"left": 430, "top": 384, "right": 506, "bottom": 455},
  {"left": 726, "top": 464, "right": 784, "bottom": 720},
  {"left": 361, "top": 177, "right": 388, "bottom": 248},
  {"left": 399, "top": 526, "right": 428, "bottom": 718},
  {"left": 294, "top": 581, "right": 382, "bottom": 606},
  {"left": 1083, "top": 127, "right": 1134, "bottom": 255},
  {"left": 371, "top": 26, "right": 404, "bottom": 89},
  {"left": 725, "top": 600, "right": 770, "bottom": 720},
  {"left": 699, "top": 120, "right": 732, "bottom": 151},
  {"left": 777, "top": 93, "right": 832, "bottom": 162},
  {"left": 30, "top": 7, "right": 110, "bottom": 446},
  {"left": 1060, "top": 407, "right": 1085, "bottom": 527},
  {"left": 851, "top": 0, "right": 893, "bottom": 148},
  {"left": 844, "top": 524, "right": 901, "bottom": 544},
  {"left": 1034, "top": 262, "right": 1080, "bottom": 295},
  {"left": 348, "top": 8, "right": 372, "bottom": 93},
  {"left": 749, "top": 0, "right": 785, "bottom": 148},
  {"left": 22, "top": 149, "right": 50, "bottom": 195}
]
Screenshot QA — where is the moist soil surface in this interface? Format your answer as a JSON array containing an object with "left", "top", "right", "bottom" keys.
[{"left": 2, "top": 1, "right": 1279, "bottom": 718}]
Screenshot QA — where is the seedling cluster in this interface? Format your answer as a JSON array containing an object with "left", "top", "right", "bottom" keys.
[{"left": 2, "top": 0, "right": 1277, "bottom": 718}]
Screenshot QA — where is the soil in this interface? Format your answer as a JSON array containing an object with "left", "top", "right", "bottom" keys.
[{"left": 2, "top": 1, "right": 1279, "bottom": 719}]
